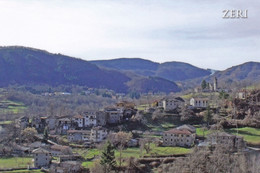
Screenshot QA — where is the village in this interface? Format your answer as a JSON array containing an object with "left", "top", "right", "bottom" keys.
[{"left": 0, "top": 77, "right": 259, "bottom": 172}]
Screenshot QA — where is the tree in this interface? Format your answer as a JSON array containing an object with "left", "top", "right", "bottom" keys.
[
  {"left": 21, "top": 127, "right": 37, "bottom": 142},
  {"left": 201, "top": 80, "right": 207, "bottom": 90},
  {"left": 108, "top": 131, "right": 132, "bottom": 167},
  {"left": 43, "top": 126, "right": 49, "bottom": 142},
  {"left": 204, "top": 106, "right": 212, "bottom": 127},
  {"left": 100, "top": 141, "right": 116, "bottom": 173},
  {"left": 139, "top": 138, "right": 152, "bottom": 156}
]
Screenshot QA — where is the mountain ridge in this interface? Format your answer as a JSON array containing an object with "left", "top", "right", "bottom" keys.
[
  {"left": 91, "top": 58, "right": 211, "bottom": 81},
  {"left": 0, "top": 46, "right": 180, "bottom": 93}
]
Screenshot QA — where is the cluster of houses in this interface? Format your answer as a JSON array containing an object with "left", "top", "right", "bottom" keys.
[
  {"left": 16, "top": 101, "right": 137, "bottom": 145},
  {"left": 153, "top": 96, "right": 209, "bottom": 111},
  {"left": 11, "top": 88, "right": 254, "bottom": 171},
  {"left": 163, "top": 125, "right": 246, "bottom": 151},
  {"left": 32, "top": 145, "right": 83, "bottom": 172}
]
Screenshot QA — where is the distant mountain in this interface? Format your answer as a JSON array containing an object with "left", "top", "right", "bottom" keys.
[
  {"left": 0, "top": 47, "right": 180, "bottom": 93},
  {"left": 156, "top": 62, "right": 211, "bottom": 81},
  {"left": 91, "top": 58, "right": 158, "bottom": 76},
  {"left": 183, "top": 61, "right": 260, "bottom": 89},
  {"left": 91, "top": 58, "right": 211, "bottom": 81},
  {"left": 210, "top": 62, "right": 260, "bottom": 84}
]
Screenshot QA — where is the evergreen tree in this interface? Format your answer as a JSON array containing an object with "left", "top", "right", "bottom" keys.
[
  {"left": 201, "top": 80, "right": 207, "bottom": 90},
  {"left": 100, "top": 141, "right": 116, "bottom": 172},
  {"left": 204, "top": 106, "right": 212, "bottom": 127},
  {"left": 43, "top": 126, "right": 49, "bottom": 142}
]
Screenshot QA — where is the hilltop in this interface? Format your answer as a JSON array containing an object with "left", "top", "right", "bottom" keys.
[{"left": 0, "top": 46, "right": 180, "bottom": 93}]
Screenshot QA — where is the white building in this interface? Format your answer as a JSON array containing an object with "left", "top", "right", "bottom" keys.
[
  {"left": 158, "top": 97, "right": 185, "bottom": 111},
  {"left": 163, "top": 129, "right": 195, "bottom": 147},
  {"left": 190, "top": 97, "right": 209, "bottom": 108}
]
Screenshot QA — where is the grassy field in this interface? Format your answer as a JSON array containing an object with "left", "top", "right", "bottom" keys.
[
  {"left": 181, "top": 92, "right": 219, "bottom": 100},
  {"left": 149, "top": 144, "right": 191, "bottom": 156},
  {"left": 225, "top": 127, "right": 260, "bottom": 145},
  {"left": 76, "top": 144, "right": 191, "bottom": 169},
  {"left": 144, "top": 113, "right": 179, "bottom": 131},
  {"left": 196, "top": 127, "right": 212, "bottom": 137},
  {"left": 0, "top": 120, "right": 13, "bottom": 125},
  {"left": 136, "top": 104, "right": 149, "bottom": 111},
  {"left": 0, "top": 157, "right": 33, "bottom": 169},
  {"left": 0, "top": 100, "right": 26, "bottom": 114}
]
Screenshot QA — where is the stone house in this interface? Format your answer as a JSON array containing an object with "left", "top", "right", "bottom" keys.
[
  {"left": 190, "top": 97, "right": 209, "bottom": 108},
  {"left": 163, "top": 129, "right": 195, "bottom": 147},
  {"left": 177, "top": 124, "right": 196, "bottom": 134},
  {"left": 90, "top": 126, "right": 108, "bottom": 142},
  {"left": 207, "top": 132, "right": 246, "bottom": 151},
  {"left": 104, "top": 107, "right": 123, "bottom": 124},
  {"left": 72, "top": 115, "right": 84, "bottom": 128},
  {"left": 31, "top": 116, "right": 46, "bottom": 132},
  {"left": 56, "top": 118, "right": 73, "bottom": 135},
  {"left": 67, "top": 130, "right": 91, "bottom": 142},
  {"left": 96, "top": 111, "right": 107, "bottom": 126},
  {"left": 49, "top": 145, "right": 73, "bottom": 157},
  {"left": 158, "top": 97, "right": 185, "bottom": 111},
  {"left": 32, "top": 148, "right": 51, "bottom": 168},
  {"left": 84, "top": 111, "right": 97, "bottom": 127},
  {"left": 51, "top": 161, "right": 83, "bottom": 173}
]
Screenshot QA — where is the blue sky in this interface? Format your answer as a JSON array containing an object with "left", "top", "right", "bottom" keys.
[{"left": 0, "top": 0, "right": 259, "bottom": 70}]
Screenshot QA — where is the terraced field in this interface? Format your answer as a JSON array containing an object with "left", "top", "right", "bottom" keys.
[{"left": 0, "top": 100, "right": 26, "bottom": 114}]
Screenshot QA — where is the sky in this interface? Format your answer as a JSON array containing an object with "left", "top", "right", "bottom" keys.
[{"left": 0, "top": 0, "right": 259, "bottom": 70}]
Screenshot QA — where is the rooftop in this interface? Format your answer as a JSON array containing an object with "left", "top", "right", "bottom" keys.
[
  {"left": 73, "top": 115, "right": 84, "bottom": 119},
  {"left": 32, "top": 147, "right": 50, "bottom": 154},
  {"left": 165, "top": 129, "right": 192, "bottom": 135}
]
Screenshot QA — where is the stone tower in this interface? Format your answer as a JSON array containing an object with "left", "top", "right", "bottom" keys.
[{"left": 213, "top": 77, "right": 218, "bottom": 91}]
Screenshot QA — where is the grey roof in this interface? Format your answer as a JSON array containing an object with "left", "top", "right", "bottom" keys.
[
  {"left": 177, "top": 124, "right": 196, "bottom": 132},
  {"left": 32, "top": 147, "right": 50, "bottom": 154}
]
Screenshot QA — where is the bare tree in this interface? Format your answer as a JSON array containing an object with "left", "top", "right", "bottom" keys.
[{"left": 108, "top": 131, "right": 132, "bottom": 167}]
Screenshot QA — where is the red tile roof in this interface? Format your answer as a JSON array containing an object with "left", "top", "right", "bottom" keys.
[{"left": 73, "top": 115, "right": 84, "bottom": 119}]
